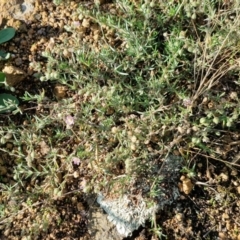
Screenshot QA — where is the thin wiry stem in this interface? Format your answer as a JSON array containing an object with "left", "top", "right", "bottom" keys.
[{"left": 192, "top": 17, "right": 239, "bottom": 101}]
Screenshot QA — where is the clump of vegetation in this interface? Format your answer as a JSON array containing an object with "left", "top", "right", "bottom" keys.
[{"left": 0, "top": 0, "right": 240, "bottom": 238}]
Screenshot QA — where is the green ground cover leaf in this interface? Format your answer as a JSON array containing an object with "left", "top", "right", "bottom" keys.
[{"left": 0, "top": 28, "right": 16, "bottom": 44}]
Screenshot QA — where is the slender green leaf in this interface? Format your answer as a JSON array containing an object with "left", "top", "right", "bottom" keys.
[
  {"left": 0, "top": 72, "right": 6, "bottom": 84},
  {"left": 0, "top": 93, "right": 19, "bottom": 113}
]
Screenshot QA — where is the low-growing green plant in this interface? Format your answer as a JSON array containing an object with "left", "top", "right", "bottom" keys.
[
  {"left": 28, "top": 0, "right": 240, "bottom": 208},
  {"left": 0, "top": 72, "right": 19, "bottom": 113},
  {"left": 0, "top": 73, "right": 19, "bottom": 110},
  {"left": 0, "top": 93, "right": 19, "bottom": 114}
]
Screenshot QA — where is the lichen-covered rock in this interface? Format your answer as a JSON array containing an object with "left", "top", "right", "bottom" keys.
[
  {"left": 97, "top": 194, "right": 158, "bottom": 237},
  {"left": 97, "top": 155, "right": 182, "bottom": 237}
]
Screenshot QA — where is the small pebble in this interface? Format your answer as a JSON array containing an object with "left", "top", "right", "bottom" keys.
[
  {"left": 20, "top": 39, "right": 28, "bottom": 46},
  {"left": 218, "top": 232, "right": 227, "bottom": 240},
  {"left": 15, "top": 58, "right": 22, "bottom": 66},
  {"left": 9, "top": 46, "right": 15, "bottom": 51},
  {"left": 34, "top": 13, "right": 42, "bottom": 20},
  {"left": 82, "top": 18, "right": 90, "bottom": 28},
  {"left": 222, "top": 213, "right": 229, "bottom": 220}
]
